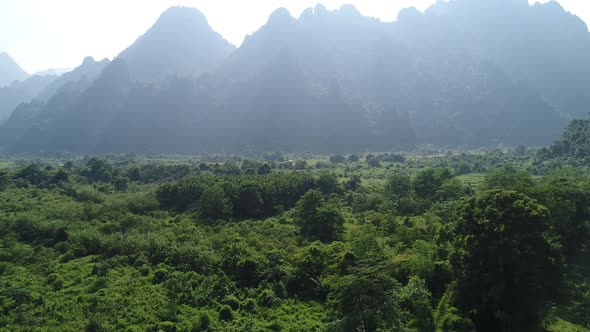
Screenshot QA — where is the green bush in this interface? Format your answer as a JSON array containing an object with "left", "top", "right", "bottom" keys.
[{"left": 218, "top": 305, "right": 234, "bottom": 321}]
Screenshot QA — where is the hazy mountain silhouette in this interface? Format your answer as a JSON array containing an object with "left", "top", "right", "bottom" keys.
[
  {"left": 0, "top": 56, "right": 112, "bottom": 145},
  {"left": 0, "top": 75, "right": 57, "bottom": 123},
  {"left": 1, "top": 1, "right": 588, "bottom": 153},
  {"left": 221, "top": 2, "right": 565, "bottom": 146},
  {"left": 35, "top": 56, "right": 111, "bottom": 101},
  {"left": 118, "top": 7, "right": 235, "bottom": 81},
  {"left": 34, "top": 68, "right": 72, "bottom": 77},
  {"left": 0, "top": 52, "right": 30, "bottom": 87},
  {"left": 0, "top": 56, "right": 110, "bottom": 124},
  {"left": 395, "top": 0, "right": 590, "bottom": 119}
]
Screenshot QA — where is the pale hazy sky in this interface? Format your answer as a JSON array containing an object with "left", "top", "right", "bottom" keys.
[{"left": 0, "top": 0, "right": 588, "bottom": 73}]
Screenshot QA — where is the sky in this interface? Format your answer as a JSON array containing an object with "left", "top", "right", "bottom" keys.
[{"left": 0, "top": 0, "right": 588, "bottom": 74}]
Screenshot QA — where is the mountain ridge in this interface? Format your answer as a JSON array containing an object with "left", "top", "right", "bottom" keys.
[
  {"left": 0, "top": 52, "right": 30, "bottom": 87},
  {"left": 117, "top": 6, "right": 235, "bottom": 82},
  {"left": 1, "top": 1, "right": 588, "bottom": 153}
]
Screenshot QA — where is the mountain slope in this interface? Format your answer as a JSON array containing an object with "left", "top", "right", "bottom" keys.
[
  {"left": 0, "top": 75, "right": 57, "bottom": 123},
  {"left": 2, "top": 1, "right": 588, "bottom": 153},
  {"left": 34, "top": 68, "right": 72, "bottom": 77},
  {"left": 0, "top": 52, "right": 30, "bottom": 87},
  {"left": 0, "top": 56, "right": 110, "bottom": 125},
  {"left": 118, "top": 6, "right": 235, "bottom": 81},
  {"left": 221, "top": 3, "right": 565, "bottom": 147},
  {"left": 35, "top": 56, "right": 111, "bottom": 101},
  {"left": 539, "top": 119, "right": 590, "bottom": 161},
  {"left": 395, "top": 0, "right": 590, "bottom": 118}
]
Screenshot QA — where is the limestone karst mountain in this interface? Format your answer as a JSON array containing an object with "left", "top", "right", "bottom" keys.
[
  {"left": 0, "top": 52, "right": 30, "bottom": 87},
  {"left": 2, "top": 1, "right": 589, "bottom": 153}
]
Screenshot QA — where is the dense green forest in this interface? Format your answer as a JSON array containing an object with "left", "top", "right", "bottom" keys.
[
  {"left": 2, "top": 1, "right": 590, "bottom": 331},
  {"left": 1, "top": 128, "right": 590, "bottom": 331}
]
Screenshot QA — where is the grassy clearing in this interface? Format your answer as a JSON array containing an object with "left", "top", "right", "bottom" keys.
[
  {"left": 549, "top": 318, "right": 590, "bottom": 332},
  {"left": 0, "top": 161, "right": 15, "bottom": 170}
]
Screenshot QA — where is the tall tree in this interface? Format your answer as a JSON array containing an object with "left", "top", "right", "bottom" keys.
[{"left": 447, "top": 190, "right": 562, "bottom": 332}]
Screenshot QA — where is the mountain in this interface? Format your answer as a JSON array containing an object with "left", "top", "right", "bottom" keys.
[
  {"left": 221, "top": 3, "right": 564, "bottom": 147},
  {"left": 0, "top": 52, "right": 30, "bottom": 87},
  {"left": 35, "top": 56, "right": 111, "bottom": 101},
  {"left": 35, "top": 68, "right": 72, "bottom": 77},
  {"left": 2, "top": 1, "right": 589, "bottom": 153},
  {"left": 0, "top": 75, "right": 57, "bottom": 123},
  {"left": 0, "top": 56, "right": 109, "bottom": 125},
  {"left": 395, "top": 0, "right": 590, "bottom": 119},
  {"left": 118, "top": 6, "right": 235, "bottom": 81},
  {"left": 538, "top": 119, "right": 590, "bottom": 162}
]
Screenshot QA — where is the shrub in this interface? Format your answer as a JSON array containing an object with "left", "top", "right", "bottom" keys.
[{"left": 219, "top": 305, "right": 234, "bottom": 321}]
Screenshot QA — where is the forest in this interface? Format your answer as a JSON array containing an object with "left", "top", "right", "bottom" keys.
[
  {"left": 2, "top": 1, "right": 590, "bottom": 331},
  {"left": 1, "top": 120, "right": 590, "bottom": 332}
]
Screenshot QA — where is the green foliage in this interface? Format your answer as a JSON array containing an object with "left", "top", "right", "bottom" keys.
[
  {"left": 433, "top": 289, "right": 475, "bottom": 332},
  {"left": 199, "top": 184, "right": 232, "bottom": 221},
  {"left": 540, "top": 120, "right": 590, "bottom": 162},
  {"left": 327, "top": 259, "right": 402, "bottom": 331},
  {"left": 448, "top": 190, "right": 563, "bottom": 332},
  {"left": 412, "top": 167, "right": 453, "bottom": 200},
  {"left": 329, "top": 155, "right": 346, "bottom": 164},
  {"left": 258, "top": 163, "right": 272, "bottom": 175},
  {"left": 295, "top": 190, "right": 345, "bottom": 243},
  {"left": 399, "top": 276, "right": 435, "bottom": 332},
  {"left": 483, "top": 165, "right": 534, "bottom": 190},
  {"left": 385, "top": 171, "right": 411, "bottom": 206},
  {"left": 0, "top": 152, "right": 588, "bottom": 331},
  {"left": 347, "top": 154, "right": 360, "bottom": 162},
  {"left": 218, "top": 305, "right": 234, "bottom": 321}
]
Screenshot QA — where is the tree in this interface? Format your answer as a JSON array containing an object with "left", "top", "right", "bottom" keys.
[
  {"left": 14, "top": 164, "right": 49, "bottom": 186},
  {"left": 0, "top": 170, "right": 9, "bottom": 191},
  {"left": 219, "top": 305, "right": 234, "bottom": 321},
  {"left": 294, "top": 160, "right": 308, "bottom": 170},
  {"left": 447, "top": 190, "right": 562, "bottom": 332},
  {"left": 399, "top": 277, "right": 434, "bottom": 332},
  {"left": 295, "top": 190, "right": 344, "bottom": 243},
  {"left": 412, "top": 167, "right": 453, "bottom": 200},
  {"left": 241, "top": 159, "right": 258, "bottom": 172},
  {"left": 235, "top": 182, "right": 264, "bottom": 218},
  {"left": 82, "top": 158, "right": 113, "bottom": 182},
  {"left": 258, "top": 163, "right": 272, "bottom": 175},
  {"left": 515, "top": 144, "right": 527, "bottom": 156},
  {"left": 433, "top": 290, "right": 474, "bottom": 332},
  {"left": 317, "top": 171, "right": 339, "bottom": 195},
  {"left": 345, "top": 175, "right": 361, "bottom": 191},
  {"left": 220, "top": 161, "right": 241, "bottom": 175},
  {"left": 347, "top": 154, "right": 360, "bottom": 162},
  {"left": 328, "top": 259, "right": 402, "bottom": 331},
  {"left": 366, "top": 156, "right": 381, "bottom": 168},
  {"left": 436, "top": 178, "right": 470, "bottom": 201},
  {"left": 483, "top": 165, "right": 534, "bottom": 190},
  {"left": 329, "top": 154, "right": 346, "bottom": 164},
  {"left": 198, "top": 185, "right": 232, "bottom": 220},
  {"left": 385, "top": 171, "right": 411, "bottom": 206}
]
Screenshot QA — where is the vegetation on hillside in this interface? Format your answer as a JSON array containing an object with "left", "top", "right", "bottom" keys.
[{"left": 0, "top": 147, "right": 589, "bottom": 331}]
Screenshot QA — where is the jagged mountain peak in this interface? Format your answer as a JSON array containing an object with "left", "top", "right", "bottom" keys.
[
  {"left": 314, "top": 4, "right": 328, "bottom": 16},
  {"left": 117, "top": 6, "right": 234, "bottom": 81},
  {"left": 0, "top": 52, "right": 30, "bottom": 87},
  {"left": 397, "top": 7, "right": 423, "bottom": 22},
  {"left": 338, "top": 4, "right": 361, "bottom": 17},
  {"left": 268, "top": 7, "right": 293, "bottom": 25},
  {"left": 82, "top": 56, "right": 97, "bottom": 65},
  {"left": 150, "top": 6, "right": 211, "bottom": 33}
]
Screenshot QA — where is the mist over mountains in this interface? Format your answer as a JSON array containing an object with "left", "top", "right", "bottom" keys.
[
  {"left": 1, "top": 0, "right": 589, "bottom": 153},
  {"left": 0, "top": 52, "right": 30, "bottom": 87}
]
